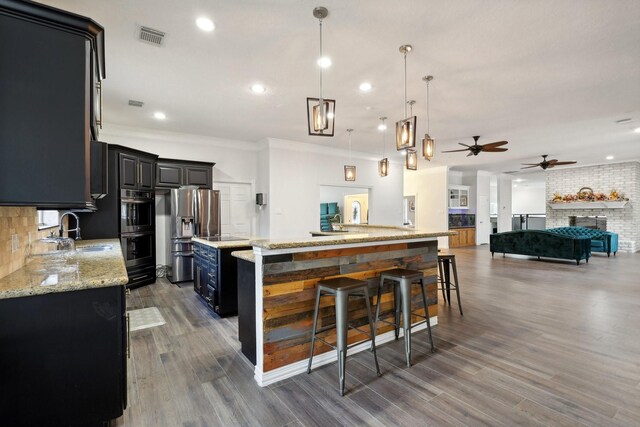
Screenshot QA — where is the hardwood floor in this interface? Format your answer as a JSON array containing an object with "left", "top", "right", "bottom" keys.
[{"left": 116, "top": 246, "right": 640, "bottom": 426}]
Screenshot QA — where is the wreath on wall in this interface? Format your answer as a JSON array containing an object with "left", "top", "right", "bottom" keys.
[{"left": 550, "top": 187, "right": 629, "bottom": 203}]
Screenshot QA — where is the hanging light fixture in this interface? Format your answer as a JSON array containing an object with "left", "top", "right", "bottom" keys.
[
  {"left": 344, "top": 129, "right": 356, "bottom": 181},
  {"left": 396, "top": 44, "right": 416, "bottom": 150},
  {"left": 422, "top": 75, "right": 435, "bottom": 160},
  {"left": 406, "top": 149, "right": 418, "bottom": 170},
  {"left": 306, "top": 7, "right": 335, "bottom": 137},
  {"left": 378, "top": 117, "right": 389, "bottom": 177}
]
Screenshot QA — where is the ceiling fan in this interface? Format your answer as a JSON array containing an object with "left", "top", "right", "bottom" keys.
[
  {"left": 442, "top": 135, "right": 508, "bottom": 156},
  {"left": 521, "top": 155, "right": 577, "bottom": 170}
]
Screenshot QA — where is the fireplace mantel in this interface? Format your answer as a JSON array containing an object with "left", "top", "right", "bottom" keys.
[{"left": 548, "top": 201, "right": 629, "bottom": 210}]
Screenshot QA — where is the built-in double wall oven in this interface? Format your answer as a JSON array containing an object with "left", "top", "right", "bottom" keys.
[{"left": 120, "top": 190, "right": 155, "bottom": 285}]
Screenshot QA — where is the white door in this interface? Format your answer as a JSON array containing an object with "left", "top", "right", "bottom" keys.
[
  {"left": 213, "top": 182, "right": 252, "bottom": 237},
  {"left": 477, "top": 195, "right": 491, "bottom": 244}
]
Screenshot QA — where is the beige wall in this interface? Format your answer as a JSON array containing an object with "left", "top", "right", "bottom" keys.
[{"left": 0, "top": 207, "right": 60, "bottom": 279}]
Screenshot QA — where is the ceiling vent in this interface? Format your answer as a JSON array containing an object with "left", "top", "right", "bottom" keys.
[
  {"left": 128, "top": 100, "right": 144, "bottom": 107},
  {"left": 138, "top": 26, "right": 165, "bottom": 46}
]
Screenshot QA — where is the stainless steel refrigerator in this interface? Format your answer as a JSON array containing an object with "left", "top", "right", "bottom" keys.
[{"left": 167, "top": 187, "right": 220, "bottom": 283}]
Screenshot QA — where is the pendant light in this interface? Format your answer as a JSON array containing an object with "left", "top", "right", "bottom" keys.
[
  {"left": 406, "top": 149, "right": 418, "bottom": 170},
  {"left": 306, "top": 7, "right": 335, "bottom": 137},
  {"left": 378, "top": 117, "right": 389, "bottom": 177},
  {"left": 395, "top": 44, "right": 416, "bottom": 150},
  {"left": 422, "top": 75, "right": 435, "bottom": 160},
  {"left": 344, "top": 129, "right": 356, "bottom": 181}
]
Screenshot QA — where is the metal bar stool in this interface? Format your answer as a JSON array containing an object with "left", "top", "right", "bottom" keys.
[
  {"left": 307, "top": 276, "right": 381, "bottom": 396},
  {"left": 373, "top": 268, "right": 435, "bottom": 367},
  {"left": 437, "top": 254, "right": 463, "bottom": 315}
]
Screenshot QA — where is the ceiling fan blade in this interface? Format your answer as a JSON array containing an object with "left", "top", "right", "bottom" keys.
[
  {"left": 481, "top": 141, "right": 509, "bottom": 149},
  {"left": 458, "top": 143, "right": 471, "bottom": 147},
  {"left": 520, "top": 165, "right": 540, "bottom": 169},
  {"left": 521, "top": 163, "right": 540, "bottom": 166},
  {"left": 467, "top": 151, "right": 474, "bottom": 157},
  {"left": 442, "top": 148, "right": 470, "bottom": 153},
  {"left": 551, "top": 161, "right": 577, "bottom": 166},
  {"left": 546, "top": 159, "right": 559, "bottom": 164},
  {"left": 482, "top": 147, "right": 508, "bottom": 152}
]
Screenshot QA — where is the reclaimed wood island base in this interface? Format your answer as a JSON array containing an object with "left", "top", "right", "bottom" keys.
[{"left": 248, "top": 228, "right": 452, "bottom": 386}]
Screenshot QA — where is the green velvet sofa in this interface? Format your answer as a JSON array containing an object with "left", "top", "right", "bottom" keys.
[
  {"left": 490, "top": 230, "right": 591, "bottom": 265},
  {"left": 547, "top": 226, "right": 618, "bottom": 257}
]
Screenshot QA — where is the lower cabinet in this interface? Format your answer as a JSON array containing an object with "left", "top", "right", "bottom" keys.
[
  {"left": 193, "top": 242, "right": 250, "bottom": 316},
  {"left": 237, "top": 257, "right": 256, "bottom": 365},
  {"left": 0, "top": 286, "right": 127, "bottom": 425},
  {"left": 449, "top": 227, "right": 476, "bottom": 248}
]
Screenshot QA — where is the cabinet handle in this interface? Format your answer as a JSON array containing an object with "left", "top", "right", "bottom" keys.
[
  {"left": 126, "top": 313, "right": 131, "bottom": 359},
  {"left": 96, "top": 81, "right": 103, "bottom": 129},
  {"left": 137, "top": 164, "right": 141, "bottom": 185}
]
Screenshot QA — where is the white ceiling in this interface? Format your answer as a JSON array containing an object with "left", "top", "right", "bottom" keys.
[{"left": 42, "top": 0, "right": 640, "bottom": 173}]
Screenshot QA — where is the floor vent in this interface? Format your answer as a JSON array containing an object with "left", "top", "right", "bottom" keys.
[
  {"left": 138, "top": 26, "right": 165, "bottom": 46},
  {"left": 128, "top": 100, "right": 144, "bottom": 107}
]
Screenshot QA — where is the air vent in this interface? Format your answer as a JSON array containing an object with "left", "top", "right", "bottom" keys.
[
  {"left": 128, "top": 100, "right": 144, "bottom": 107},
  {"left": 138, "top": 26, "right": 165, "bottom": 46}
]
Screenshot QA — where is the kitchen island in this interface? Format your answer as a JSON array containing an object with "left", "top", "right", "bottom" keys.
[
  {"left": 0, "top": 239, "right": 128, "bottom": 426},
  {"left": 246, "top": 226, "right": 453, "bottom": 386}
]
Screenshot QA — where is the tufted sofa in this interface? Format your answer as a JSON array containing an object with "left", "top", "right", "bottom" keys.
[
  {"left": 547, "top": 227, "right": 618, "bottom": 257},
  {"left": 490, "top": 230, "right": 591, "bottom": 265}
]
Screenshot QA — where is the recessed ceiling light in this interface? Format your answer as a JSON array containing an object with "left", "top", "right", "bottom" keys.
[
  {"left": 634, "top": 127, "right": 640, "bottom": 133},
  {"left": 606, "top": 155, "right": 614, "bottom": 160},
  {"left": 378, "top": 123, "right": 387, "bottom": 131},
  {"left": 250, "top": 84, "right": 266, "bottom": 94},
  {"left": 359, "top": 82, "right": 372, "bottom": 92},
  {"left": 317, "top": 56, "right": 332, "bottom": 68},
  {"left": 513, "top": 184, "right": 518, "bottom": 188},
  {"left": 196, "top": 17, "right": 214, "bottom": 32},
  {"left": 326, "top": 112, "right": 335, "bottom": 119},
  {"left": 153, "top": 111, "right": 166, "bottom": 120},
  {"left": 515, "top": 178, "right": 523, "bottom": 182}
]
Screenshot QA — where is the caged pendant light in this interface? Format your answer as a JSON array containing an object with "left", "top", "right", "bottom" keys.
[
  {"left": 395, "top": 45, "right": 416, "bottom": 150},
  {"left": 378, "top": 117, "right": 389, "bottom": 177},
  {"left": 406, "top": 149, "right": 418, "bottom": 170},
  {"left": 344, "top": 129, "right": 356, "bottom": 181},
  {"left": 306, "top": 7, "right": 336, "bottom": 137},
  {"left": 422, "top": 75, "right": 435, "bottom": 161}
]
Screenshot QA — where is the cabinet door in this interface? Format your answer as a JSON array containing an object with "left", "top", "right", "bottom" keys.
[
  {"left": 119, "top": 154, "right": 138, "bottom": 189},
  {"left": 184, "top": 165, "right": 212, "bottom": 189},
  {"left": 155, "top": 162, "right": 183, "bottom": 188},
  {"left": 138, "top": 158, "right": 154, "bottom": 190}
]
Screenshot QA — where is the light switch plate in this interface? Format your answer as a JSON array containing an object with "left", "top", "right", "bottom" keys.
[{"left": 11, "top": 234, "right": 19, "bottom": 252}]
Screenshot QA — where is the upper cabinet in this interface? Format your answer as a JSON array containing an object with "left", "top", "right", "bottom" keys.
[
  {"left": 449, "top": 185, "right": 470, "bottom": 209},
  {"left": 155, "top": 159, "right": 215, "bottom": 189},
  {"left": 0, "top": 0, "right": 105, "bottom": 209},
  {"left": 119, "top": 151, "right": 157, "bottom": 191}
]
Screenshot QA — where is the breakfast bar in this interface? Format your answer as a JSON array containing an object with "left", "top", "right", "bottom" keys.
[{"left": 245, "top": 227, "right": 453, "bottom": 386}]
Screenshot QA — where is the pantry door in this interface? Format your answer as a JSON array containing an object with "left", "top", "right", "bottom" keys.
[{"left": 213, "top": 182, "right": 252, "bottom": 237}]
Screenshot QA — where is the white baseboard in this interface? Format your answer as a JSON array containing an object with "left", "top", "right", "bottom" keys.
[{"left": 254, "top": 316, "right": 438, "bottom": 387}]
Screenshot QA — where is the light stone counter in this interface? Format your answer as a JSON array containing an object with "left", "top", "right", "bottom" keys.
[
  {"left": 252, "top": 228, "right": 454, "bottom": 251},
  {"left": 231, "top": 250, "right": 255, "bottom": 263},
  {"left": 0, "top": 239, "right": 128, "bottom": 300},
  {"left": 192, "top": 237, "right": 259, "bottom": 249}
]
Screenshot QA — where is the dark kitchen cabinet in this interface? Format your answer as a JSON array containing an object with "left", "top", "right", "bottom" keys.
[
  {"left": 237, "top": 257, "right": 256, "bottom": 365},
  {"left": 120, "top": 153, "right": 156, "bottom": 191},
  {"left": 155, "top": 159, "right": 215, "bottom": 189},
  {"left": 0, "top": 0, "right": 105, "bottom": 209},
  {"left": 193, "top": 242, "right": 250, "bottom": 316},
  {"left": 0, "top": 285, "right": 127, "bottom": 425}
]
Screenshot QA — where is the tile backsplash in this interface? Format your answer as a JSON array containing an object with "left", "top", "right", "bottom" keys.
[{"left": 0, "top": 207, "right": 60, "bottom": 279}]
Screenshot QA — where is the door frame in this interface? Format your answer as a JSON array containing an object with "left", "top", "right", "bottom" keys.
[{"left": 213, "top": 180, "right": 256, "bottom": 237}]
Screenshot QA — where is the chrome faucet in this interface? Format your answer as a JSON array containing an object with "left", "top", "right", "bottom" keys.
[{"left": 59, "top": 211, "right": 82, "bottom": 240}]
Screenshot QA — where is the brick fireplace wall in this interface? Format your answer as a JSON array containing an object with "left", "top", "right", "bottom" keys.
[{"left": 545, "top": 161, "right": 640, "bottom": 253}]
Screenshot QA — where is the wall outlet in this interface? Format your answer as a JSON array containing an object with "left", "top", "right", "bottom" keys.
[{"left": 11, "top": 234, "right": 19, "bottom": 253}]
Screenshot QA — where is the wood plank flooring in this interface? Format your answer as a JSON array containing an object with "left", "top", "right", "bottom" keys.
[{"left": 115, "top": 246, "right": 640, "bottom": 426}]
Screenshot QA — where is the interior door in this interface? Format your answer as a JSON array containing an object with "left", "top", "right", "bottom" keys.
[
  {"left": 477, "top": 195, "right": 491, "bottom": 244},
  {"left": 213, "top": 182, "right": 252, "bottom": 237}
]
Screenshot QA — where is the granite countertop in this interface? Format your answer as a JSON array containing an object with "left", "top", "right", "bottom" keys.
[
  {"left": 252, "top": 229, "right": 454, "bottom": 250},
  {"left": 231, "top": 250, "right": 255, "bottom": 263},
  {"left": 192, "top": 237, "right": 256, "bottom": 249},
  {"left": 0, "top": 239, "right": 128, "bottom": 300},
  {"left": 449, "top": 226, "right": 476, "bottom": 229}
]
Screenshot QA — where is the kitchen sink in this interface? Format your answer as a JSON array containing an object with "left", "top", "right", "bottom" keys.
[{"left": 76, "top": 244, "right": 113, "bottom": 252}]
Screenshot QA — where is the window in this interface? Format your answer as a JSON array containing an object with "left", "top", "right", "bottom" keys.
[{"left": 38, "top": 210, "right": 58, "bottom": 230}]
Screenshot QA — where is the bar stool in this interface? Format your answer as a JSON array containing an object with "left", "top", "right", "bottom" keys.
[
  {"left": 307, "top": 276, "right": 381, "bottom": 396},
  {"left": 437, "top": 254, "right": 463, "bottom": 315},
  {"left": 373, "top": 269, "right": 435, "bottom": 368}
]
